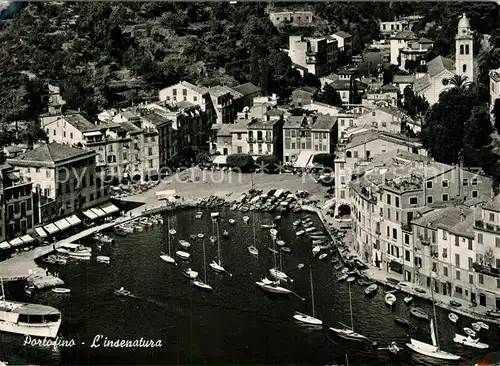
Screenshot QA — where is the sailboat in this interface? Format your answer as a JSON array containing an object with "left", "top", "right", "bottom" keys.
[
  {"left": 248, "top": 173, "right": 259, "bottom": 255},
  {"left": 330, "top": 280, "right": 368, "bottom": 341},
  {"left": 193, "top": 237, "right": 212, "bottom": 292},
  {"left": 406, "top": 271, "right": 460, "bottom": 361},
  {"left": 160, "top": 210, "right": 176, "bottom": 264},
  {"left": 256, "top": 277, "right": 292, "bottom": 294},
  {"left": 209, "top": 219, "right": 228, "bottom": 274},
  {"left": 269, "top": 238, "right": 291, "bottom": 281},
  {"left": 293, "top": 266, "right": 322, "bottom": 325}
]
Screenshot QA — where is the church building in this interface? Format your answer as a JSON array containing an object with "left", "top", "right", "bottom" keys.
[{"left": 414, "top": 14, "right": 474, "bottom": 106}]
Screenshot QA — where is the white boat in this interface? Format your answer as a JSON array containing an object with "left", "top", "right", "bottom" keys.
[
  {"left": 160, "top": 252, "right": 175, "bottom": 264},
  {"left": 276, "top": 240, "right": 285, "bottom": 247},
  {"left": 346, "top": 276, "right": 356, "bottom": 283},
  {"left": 228, "top": 219, "right": 236, "bottom": 225},
  {"left": 242, "top": 216, "right": 249, "bottom": 223},
  {"left": 298, "top": 263, "right": 304, "bottom": 270},
  {"left": 248, "top": 245, "right": 259, "bottom": 255},
  {"left": 296, "top": 230, "right": 305, "bottom": 236},
  {"left": 222, "top": 230, "right": 229, "bottom": 237},
  {"left": 176, "top": 251, "right": 190, "bottom": 260},
  {"left": 57, "top": 244, "right": 91, "bottom": 259},
  {"left": 293, "top": 266, "right": 322, "bottom": 325},
  {"left": 318, "top": 253, "right": 327, "bottom": 260},
  {"left": 269, "top": 268, "right": 288, "bottom": 281},
  {"left": 134, "top": 224, "right": 144, "bottom": 232},
  {"left": 292, "top": 220, "right": 301, "bottom": 226},
  {"left": 305, "top": 227, "right": 315, "bottom": 233},
  {"left": 404, "top": 296, "right": 413, "bottom": 304},
  {"left": 51, "top": 288, "right": 70, "bottom": 294},
  {"left": 210, "top": 212, "right": 219, "bottom": 218},
  {"left": 464, "top": 327, "right": 476, "bottom": 337},
  {"left": 160, "top": 214, "right": 176, "bottom": 265},
  {"left": 448, "top": 313, "right": 458, "bottom": 323},
  {"left": 0, "top": 278, "right": 61, "bottom": 338},
  {"left": 406, "top": 272, "right": 460, "bottom": 361},
  {"left": 209, "top": 261, "right": 225, "bottom": 273},
  {"left": 472, "top": 322, "right": 481, "bottom": 332},
  {"left": 182, "top": 268, "right": 198, "bottom": 279},
  {"left": 269, "top": 228, "right": 278, "bottom": 236},
  {"left": 169, "top": 229, "right": 177, "bottom": 235},
  {"left": 118, "top": 225, "right": 134, "bottom": 233},
  {"left": 385, "top": 293, "right": 396, "bottom": 307},
  {"left": 453, "top": 333, "right": 489, "bottom": 349},
  {"left": 195, "top": 212, "right": 203, "bottom": 219},
  {"left": 96, "top": 256, "right": 110, "bottom": 263},
  {"left": 192, "top": 235, "right": 212, "bottom": 292},
  {"left": 209, "top": 220, "right": 229, "bottom": 275},
  {"left": 476, "top": 321, "right": 489, "bottom": 330},
  {"left": 312, "top": 246, "right": 321, "bottom": 255},
  {"left": 179, "top": 240, "right": 191, "bottom": 248},
  {"left": 209, "top": 236, "right": 217, "bottom": 243},
  {"left": 338, "top": 274, "right": 348, "bottom": 281},
  {"left": 114, "top": 287, "right": 130, "bottom": 297},
  {"left": 256, "top": 280, "right": 291, "bottom": 294},
  {"left": 93, "top": 233, "right": 113, "bottom": 243},
  {"left": 275, "top": 215, "right": 281, "bottom": 221},
  {"left": 197, "top": 233, "right": 204, "bottom": 239},
  {"left": 365, "top": 284, "right": 378, "bottom": 295}
]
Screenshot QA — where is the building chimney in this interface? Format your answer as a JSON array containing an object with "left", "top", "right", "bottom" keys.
[{"left": 460, "top": 209, "right": 466, "bottom": 222}]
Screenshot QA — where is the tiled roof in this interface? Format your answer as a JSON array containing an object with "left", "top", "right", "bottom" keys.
[
  {"left": 427, "top": 56, "right": 454, "bottom": 78},
  {"left": 419, "top": 37, "right": 433, "bottom": 44},
  {"left": 393, "top": 74, "right": 416, "bottom": 84},
  {"left": 391, "top": 30, "right": 417, "bottom": 40},
  {"left": 216, "top": 124, "right": 232, "bottom": 137},
  {"left": 231, "top": 119, "right": 251, "bottom": 131},
  {"left": 175, "top": 100, "right": 196, "bottom": 109},
  {"left": 414, "top": 74, "right": 431, "bottom": 93},
  {"left": 292, "top": 86, "right": 317, "bottom": 95},
  {"left": 345, "top": 130, "right": 420, "bottom": 150},
  {"left": 329, "top": 79, "right": 368, "bottom": 90},
  {"left": 63, "top": 114, "right": 95, "bottom": 132},
  {"left": 265, "top": 108, "right": 285, "bottom": 117},
  {"left": 231, "top": 82, "right": 261, "bottom": 96},
  {"left": 412, "top": 206, "right": 474, "bottom": 237},
  {"left": 209, "top": 85, "right": 243, "bottom": 99},
  {"left": 180, "top": 81, "right": 209, "bottom": 95},
  {"left": 311, "top": 114, "right": 337, "bottom": 130},
  {"left": 8, "top": 143, "right": 94, "bottom": 166},
  {"left": 248, "top": 118, "right": 280, "bottom": 130},
  {"left": 119, "top": 121, "right": 142, "bottom": 134},
  {"left": 142, "top": 112, "right": 172, "bottom": 127},
  {"left": 483, "top": 194, "right": 500, "bottom": 213},
  {"left": 334, "top": 31, "right": 352, "bottom": 39}
]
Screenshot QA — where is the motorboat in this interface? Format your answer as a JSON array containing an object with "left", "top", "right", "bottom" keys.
[
  {"left": 292, "top": 220, "right": 301, "bottom": 226},
  {"left": 195, "top": 212, "right": 203, "bottom": 219},
  {"left": 261, "top": 224, "right": 276, "bottom": 229},
  {"left": 242, "top": 216, "right": 249, "bottom": 223},
  {"left": 385, "top": 293, "right": 396, "bottom": 307},
  {"left": 296, "top": 230, "right": 305, "bottom": 236},
  {"left": 57, "top": 244, "right": 91, "bottom": 259},
  {"left": 346, "top": 276, "right": 356, "bottom": 283},
  {"left": 449, "top": 299, "right": 462, "bottom": 307},
  {"left": 52, "top": 288, "right": 71, "bottom": 294},
  {"left": 404, "top": 296, "right": 413, "bottom": 304},
  {"left": 168, "top": 229, "right": 177, "bottom": 236},
  {"left": 305, "top": 227, "right": 316, "bottom": 233},
  {"left": 160, "top": 252, "right": 176, "bottom": 264},
  {"left": 341, "top": 267, "right": 350, "bottom": 274},
  {"left": 197, "top": 233, "right": 204, "bottom": 239},
  {"left": 276, "top": 240, "right": 285, "bottom": 247},
  {"left": 312, "top": 246, "right": 321, "bottom": 256},
  {"left": 193, "top": 280, "right": 213, "bottom": 291},
  {"left": 472, "top": 323, "right": 482, "bottom": 332},
  {"left": 486, "top": 309, "right": 500, "bottom": 318},
  {"left": 410, "top": 307, "right": 429, "bottom": 321},
  {"left": 448, "top": 313, "right": 458, "bottom": 323},
  {"left": 248, "top": 245, "right": 259, "bottom": 255},
  {"left": 176, "top": 251, "right": 191, "bottom": 260},
  {"left": 179, "top": 240, "right": 191, "bottom": 248},
  {"left": 269, "top": 268, "right": 289, "bottom": 281},
  {"left": 365, "top": 284, "right": 378, "bottom": 295},
  {"left": 338, "top": 274, "right": 348, "bottom": 281},
  {"left": 329, "top": 327, "right": 368, "bottom": 341},
  {"left": 256, "top": 280, "right": 291, "bottom": 294},
  {"left": 114, "top": 287, "right": 130, "bottom": 297},
  {"left": 222, "top": 230, "right": 229, "bottom": 237},
  {"left": 293, "top": 311, "right": 322, "bottom": 325},
  {"left": 133, "top": 224, "right": 144, "bottom": 232},
  {"left": 453, "top": 333, "right": 489, "bottom": 349},
  {"left": 318, "top": 253, "right": 328, "bottom": 260},
  {"left": 182, "top": 268, "right": 198, "bottom": 279},
  {"left": 209, "top": 260, "right": 225, "bottom": 273},
  {"left": 228, "top": 219, "right": 236, "bottom": 225},
  {"left": 269, "top": 229, "right": 278, "bottom": 237},
  {"left": 406, "top": 337, "right": 460, "bottom": 361},
  {"left": 190, "top": 234, "right": 197, "bottom": 240},
  {"left": 476, "top": 321, "right": 489, "bottom": 330},
  {"left": 96, "top": 256, "right": 110, "bottom": 263},
  {"left": 281, "top": 247, "right": 291, "bottom": 253},
  {"left": 117, "top": 225, "right": 134, "bottom": 234},
  {"left": 464, "top": 327, "right": 476, "bottom": 337},
  {"left": 24, "top": 284, "right": 35, "bottom": 296},
  {"left": 92, "top": 233, "right": 113, "bottom": 243},
  {"left": 358, "top": 279, "right": 375, "bottom": 286},
  {"left": 209, "top": 236, "right": 217, "bottom": 243},
  {"left": 309, "top": 231, "right": 324, "bottom": 236},
  {"left": 274, "top": 215, "right": 281, "bottom": 221},
  {"left": 298, "top": 263, "right": 305, "bottom": 270},
  {"left": 394, "top": 317, "right": 409, "bottom": 327}
]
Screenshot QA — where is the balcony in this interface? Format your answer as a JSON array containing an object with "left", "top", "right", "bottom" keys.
[
  {"left": 418, "top": 234, "right": 430, "bottom": 246},
  {"left": 474, "top": 219, "right": 500, "bottom": 233},
  {"left": 247, "top": 137, "right": 255, "bottom": 143},
  {"left": 401, "top": 223, "right": 412, "bottom": 232},
  {"left": 473, "top": 262, "right": 500, "bottom": 278},
  {"left": 375, "top": 228, "right": 381, "bottom": 235}
]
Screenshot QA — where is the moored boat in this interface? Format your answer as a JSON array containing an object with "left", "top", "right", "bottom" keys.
[
  {"left": 453, "top": 333, "right": 489, "bottom": 349},
  {"left": 276, "top": 240, "right": 285, "bottom": 246},
  {"left": 406, "top": 337, "right": 460, "bottom": 360},
  {"left": 298, "top": 263, "right": 304, "bottom": 270},
  {"left": 318, "top": 253, "right": 327, "bottom": 260},
  {"left": 182, "top": 268, "right": 198, "bottom": 279},
  {"left": 292, "top": 220, "right": 301, "bottom": 226},
  {"left": 448, "top": 313, "right": 458, "bottom": 323},
  {"left": 296, "top": 230, "right": 305, "bottom": 236},
  {"left": 228, "top": 219, "right": 236, "bottom": 225},
  {"left": 222, "top": 230, "right": 229, "bottom": 237},
  {"left": 179, "top": 240, "right": 191, "bottom": 248},
  {"left": 256, "top": 280, "right": 291, "bottom": 294},
  {"left": 346, "top": 276, "right": 356, "bottom": 283},
  {"left": 404, "top": 296, "right": 413, "bottom": 304},
  {"left": 281, "top": 247, "right": 291, "bottom": 253},
  {"left": 176, "top": 251, "right": 190, "bottom": 260},
  {"left": 338, "top": 274, "right": 348, "bottom": 281},
  {"left": 242, "top": 216, "right": 249, "bottom": 223},
  {"left": 52, "top": 288, "right": 71, "bottom": 294},
  {"left": 114, "top": 287, "right": 130, "bottom": 297},
  {"left": 472, "top": 323, "right": 482, "bottom": 332},
  {"left": 365, "top": 284, "right": 378, "bottom": 295},
  {"left": 394, "top": 316, "right": 409, "bottom": 327},
  {"left": 385, "top": 293, "right": 396, "bottom": 307},
  {"left": 464, "top": 327, "right": 476, "bottom": 337},
  {"left": 476, "top": 321, "right": 489, "bottom": 330},
  {"left": 96, "top": 256, "right": 110, "bottom": 263},
  {"left": 410, "top": 307, "right": 429, "bottom": 320},
  {"left": 293, "top": 311, "right": 322, "bottom": 325}
]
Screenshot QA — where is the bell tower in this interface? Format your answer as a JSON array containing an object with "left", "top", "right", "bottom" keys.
[{"left": 455, "top": 13, "right": 474, "bottom": 82}]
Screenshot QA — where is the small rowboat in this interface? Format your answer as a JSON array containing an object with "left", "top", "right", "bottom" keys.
[
  {"left": 52, "top": 287, "right": 71, "bottom": 294},
  {"left": 476, "top": 321, "right": 489, "bottom": 330},
  {"left": 453, "top": 333, "right": 489, "bottom": 349},
  {"left": 298, "top": 263, "right": 305, "bottom": 270},
  {"left": 268, "top": 247, "right": 278, "bottom": 254},
  {"left": 318, "top": 253, "right": 328, "bottom": 260},
  {"left": 176, "top": 251, "right": 190, "bottom": 260},
  {"left": 228, "top": 219, "right": 236, "bottom": 225},
  {"left": 385, "top": 293, "right": 396, "bottom": 307},
  {"left": 276, "top": 240, "right": 285, "bottom": 246},
  {"left": 182, "top": 268, "right": 198, "bottom": 279},
  {"left": 394, "top": 316, "right": 410, "bottom": 327},
  {"left": 168, "top": 229, "right": 177, "bottom": 235},
  {"left": 197, "top": 233, "right": 204, "bottom": 239},
  {"left": 114, "top": 287, "right": 130, "bottom": 297},
  {"left": 448, "top": 313, "right": 458, "bottom": 323},
  {"left": 338, "top": 274, "right": 348, "bottom": 281},
  {"left": 281, "top": 247, "right": 291, "bottom": 253},
  {"left": 346, "top": 276, "right": 356, "bottom": 283},
  {"left": 209, "top": 236, "right": 217, "bottom": 243},
  {"left": 96, "top": 256, "right": 110, "bottom": 263},
  {"left": 404, "top": 296, "right": 413, "bottom": 304},
  {"left": 365, "top": 284, "right": 378, "bottom": 296},
  {"left": 410, "top": 307, "right": 429, "bottom": 321},
  {"left": 243, "top": 216, "right": 250, "bottom": 223},
  {"left": 292, "top": 220, "right": 301, "bottom": 226},
  {"left": 296, "top": 230, "right": 305, "bottom": 236},
  {"left": 464, "top": 327, "right": 476, "bottom": 338},
  {"left": 274, "top": 215, "right": 282, "bottom": 221},
  {"left": 222, "top": 230, "right": 229, "bottom": 237},
  {"left": 293, "top": 311, "right": 322, "bottom": 325},
  {"left": 190, "top": 234, "right": 197, "bottom": 240},
  {"left": 179, "top": 240, "right": 191, "bottom": 248},
  {"left": 472, "top": 323, "right": 482, "bottom": 332}
]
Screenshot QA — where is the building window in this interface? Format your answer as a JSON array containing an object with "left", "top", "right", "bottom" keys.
[
  {"left": 409, "top": 197, "right": 418, "bottom": 205},
  {"left": 442, "top": 194, "right": 449, "bottom": 202},
  {"left": 392, "top": 228, "right": 397, "bottom": 240},
  {"left": 460, "top": 44, "right": 464, "bottom": 54},
  {"left": 472, "top": 178, "right": 478, "bottom": 185},
  {"left": 490, "top": 213, "right": 495, "bottom": 222},
  {"left": 469, "top": 274, "right": 474, "bottom": 284},
  {"left": 237, "top": 133, "right": 242, "bottom": 140},
  {"left": 472, "top": 190, "right": 478, "bottom": 198},
  {"left": 463, "top": 64, "right": 467, "bottom": 73},
  {"left": 426, "top": 181, "right": 433, "bottom": 189},
  {"left": 462, "top": 178, "right": 468, "bottom": 186},
  {"left": 455, "top": 253, "right": 460, "bottom": 268},
  {"left": 442, "top": 180, "right": 449, "bottom": 188},
  {"left": 404, "top": 234, "right": 409, "bottom": 245},
  {"left": 456, "top": 270, "right": 461, "bottom": 280},
  {"left": 395, "top": 197, "right": 399, "bottom": 208},
  {"left": 468, "top": 239, "right": 473, "bottom": 250},
  {"left": 479, "top": 274, "right": 484, "bottom": 284},
  {"left": 443, "top": 231, "right": 447, "bottom": 240},
  {"left": 477, "top": 233, "right": 483, "bottom": 244},
  {"left": 443, "top": 266, "right": 448, "bottom": 277},
  {"left": 427, "top": 195, "right": 433, "bottom": 204},
  {"left": 465, "top": 44, "right": 470, "bottom": 54},
  {"left": 468, "top": 257, "right": 473, "bottom": 270},
  {"left": 386, "top": 194, "right": 391, "bottom": 205}
]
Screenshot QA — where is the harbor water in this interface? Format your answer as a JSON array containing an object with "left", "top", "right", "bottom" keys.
[{"left": 0, "top": 208, "right": 497, "bottom": 365}]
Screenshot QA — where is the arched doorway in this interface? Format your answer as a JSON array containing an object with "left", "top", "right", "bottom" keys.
[{"left": 338, "top": 204, "right": 351, "bottom": 217}]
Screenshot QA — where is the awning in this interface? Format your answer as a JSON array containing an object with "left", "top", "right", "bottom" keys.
[
  {"left": 83, "top": 131, "right": 102, "bottom": 137},
  {"left": 83, "top": 209, "right": 98, "bottom": 220},
  {"left": 66, "top": 215, "right": 82, "bottom": 226},
  {"left": 54, "top": 218, "right": 71, "bottom": 231},
  {"left": 212, "top": 155, "right": 227, "bottom": 165},
  {"left": 20, "top": 234, "right": 34, "bottom": 243},
  {"left": 44, "top": 223, "right": 59, "bottom": 235},
  {"left": 9, "top": 237, "right": 23, "bottom": 248},
  {"left": 0, "top": 241, "right": 10, "bottom": 249},
  {"left": 100, "top": 203, "right": 119, "bottom": 215},
  {"left": 390, "top": 260, "right": 403, "bottom": 274},
  {"left": 34, "top": 227, "right": 47, "bottom": 238},
  {"left": 293, "top": 151, "right": 314, "bottom": 168},
  {"left": 91, "top": 207, "right": 106, "bottom": 218}
]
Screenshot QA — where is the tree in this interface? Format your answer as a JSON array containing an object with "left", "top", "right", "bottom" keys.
[
  {"left": 255, "top": 155, "right": 280, "bottom": 174},
  {"left": 226, "top": 153, "right": 254, "bottom": 172},
  {"left": 317, "top": 85, "right": 343, "bottom": 107},
  {"left": 312, "top": 153, "right": 335, "bottom": 168},
  {"left": 493, "top": 98, "right": 500, "bottom": 134},
  {"left": 401, "top": 86, "right": 429, "bottom": 118},
  {"left": 382, "top": 69, "right": 393, "bottom": 85},
  {"left": 302, "top": 73, "right": 321, "bottom": 89},
  {"left": 449, "top": 75, "right": 472, "bottom": 89}
]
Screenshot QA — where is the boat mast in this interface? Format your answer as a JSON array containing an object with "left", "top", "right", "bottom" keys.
[
  {"left": 251, "top": 173, "right": 257, "bottom": 249},
  {"left": 167, "top": 210, "right": 171, "bottom": 256},
  {"left": 216, "top": 219, "right": 221, "bottom": 265},
  {"left": 272, "top": 237, "right": 277, "bottom": 269},
  {"left": 430, "top": 271, "right": 440, "bottom": 349},
  {"left": 202, "top": 238, "right": 207, "bottom": 283},
  {"left": 310, "top": 265, "right": 315, "bottom": 318},
  {"left": 1, "top": 277, "right": 5, "bottom": 306}
]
